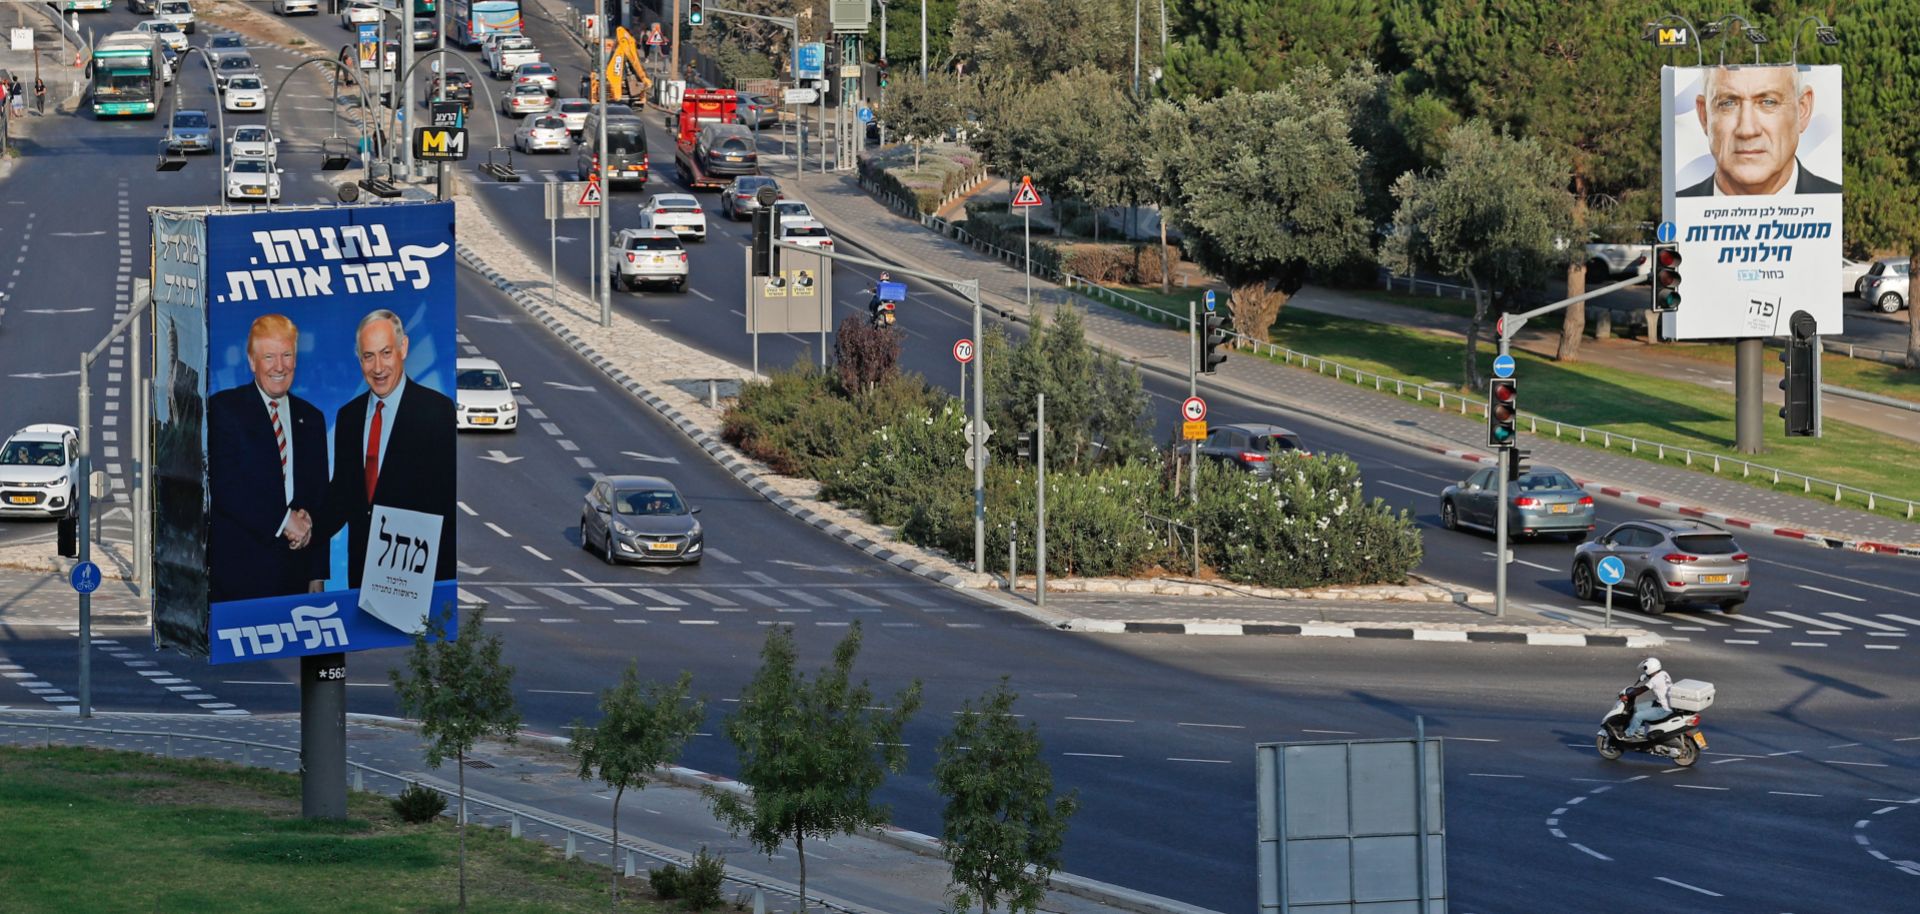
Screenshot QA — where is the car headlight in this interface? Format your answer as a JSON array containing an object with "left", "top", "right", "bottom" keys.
[
  {"left": 502, "top": 401, "right": 517, "bottom": 411},
  {"left": 611, "top": 521, "right": 632, "bottom": 538},
  {"left": 455, "top": 402, "right": 467, "bottom": 412},
  {"left": 48, "top": 476, "right": 68, "bottom": 488}
]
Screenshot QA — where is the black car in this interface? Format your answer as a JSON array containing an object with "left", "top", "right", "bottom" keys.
[
  {"left": 721, "top": 175, "right": 781, "bottom": 220},
  {"left": 695, "top": 123, "right": 759, "bottom": 178},
  {"left": 1196, "top": 423, "right": 1307, "bottom": 478},
  {"left": 580, "top": 475, "right": 705, "bottom": 565}
]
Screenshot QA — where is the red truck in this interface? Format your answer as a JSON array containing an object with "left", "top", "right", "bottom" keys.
[{"left": 672, "top": 88, "right": 760, "bottom": 189}]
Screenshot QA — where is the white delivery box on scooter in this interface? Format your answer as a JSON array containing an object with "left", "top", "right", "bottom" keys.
[{"left": 1669, "top": 679, "right": 1715, "bottom": 712}]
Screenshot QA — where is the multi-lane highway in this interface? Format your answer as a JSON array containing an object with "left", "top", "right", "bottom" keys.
[{"left": 0, "top": 4, "right": 1915, "bottom": 912}]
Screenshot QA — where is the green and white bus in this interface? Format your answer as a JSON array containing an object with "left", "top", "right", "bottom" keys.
[
  {"left": 60, "top": 0, "right": 114, "bottom": 11},
  {"left": 90, "top": 31, "right": 161, "bottom": 118}
]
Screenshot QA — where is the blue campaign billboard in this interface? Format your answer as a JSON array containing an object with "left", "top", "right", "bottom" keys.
[{"left": 164, "top": 202, "right": 461, "bottom": 664}]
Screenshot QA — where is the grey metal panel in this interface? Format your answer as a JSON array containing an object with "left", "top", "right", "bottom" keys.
[
  {"left": 1352, "top": 835, "right": 1418, "bottom": 901},
  {"left": 1350, "top": 742, "right": 1418, "bottom": 835},
  {"left": 1283, "top": 743, "right": 1351, "bottom": 837},
  {"left": 1286, "top": 838, "right": 1352, "bottom": 906}
]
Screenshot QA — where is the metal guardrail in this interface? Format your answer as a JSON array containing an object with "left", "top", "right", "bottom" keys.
[
  {"left": 1143, "top": 513, "right": 1200, "bottom": 577},
  {"left": 859, "top": 182, "right": 1919, "bottom": 523},
  {"left": 0, "top": 719, "right": 857, "bottom": 913}
]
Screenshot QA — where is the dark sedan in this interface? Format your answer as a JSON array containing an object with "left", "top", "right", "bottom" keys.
[
  {"left": 721, "top": 175, "right": 781, "bottom": 220},
  {"left": 1440, "top": 464, "right": 1595, "bottom": 541},
  {"left": 580, "top": 475, "right": 704, "bottom": 565}
]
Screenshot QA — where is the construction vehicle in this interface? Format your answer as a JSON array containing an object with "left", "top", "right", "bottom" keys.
[
  {"left": 588, "top": 26, "right": 652, "bottom": 105},
  {"left": 671, "top": 88, "right": 744, "bottom": 189}
]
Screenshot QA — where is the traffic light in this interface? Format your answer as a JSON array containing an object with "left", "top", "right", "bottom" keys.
[
  {"left": 1778, "top": 310, "right": 1817, "bottom": 436},
  {"left": 751, "top": 208, "right": 773, "bottom": 276},
  {"left": 1651, "top": 243, "right": 1682, "bottom": 313},
  {"left": 603, "top": 0, "right": 621, "bottom": 29},
  {"left": 1016, "top": 428, "right": 1038, "bottom": 463},
  {"left": 1200, "top": 312, "right": 1229, "bottom": 373},
  {"left": 877, "top": 58, "right": 889, "bottom": 89},
  {"left": 688, "top": 0, "right": 703, "bottom": 26},
  {"left": 1486, "top": 378, "right": 1518, "bottom": 448},
  {"left": 1507, "top": 447, "right": 1533, "bottom": 482}
]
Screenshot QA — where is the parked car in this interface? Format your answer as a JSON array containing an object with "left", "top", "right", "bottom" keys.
[
  {"left": 224, "top": 154, "right": 282, "bottom": 202},
  {"left": 580, "top": 475, "right": 704, "bottom": 565},
  {"left": 1440, "top": 465, "right": 1595, "bottom": 541},
  {"left": 226, "top": 125, "right": 278, "bottom": 159},
  {"left": 735, "top": 92, "right": 777, "bottom": 128},
  {"left": 1585, "top": 241, "right": 1652, "bottom": 281},
  {"left": 454, "top": 357, "right": 520, "bottom": 431},
  {"left": 513, "top": 114, "right": 571, "bottom": 153},
  {"left": 134, "top": 19, "right": 188, "bottom": 52},
  {"left": 1571, "top": 519, "right": 1750, "bottom": 615},
  {"left": 1841, "top": 257, "right": 1873, "bottom": 298},
  {"left": 1859, "top": 257, "right": 1910, "bottom": 313},
  {"left": 165, "top": 108, "right": 215, "bottom": 153},
  {"left": 608, "top": 228, "right": 689, "bottom": 292},
  {"left": 220, "top": 74, "right": 266, "bottom": 112},
  {"left": 0, "top": 424, "right": 79, "bottom": 519},
  {"left": 721, "top": 175, "right": 781, "bottom": 220},
  {"left": 637, "top": 193, "right": 707, "bottom": 241},
  {"left": 1196, "top": 423, "right": 1307, "bottom": 479},
  {"left": 500, "top": 81, "right": 552, "bottom": 117}
]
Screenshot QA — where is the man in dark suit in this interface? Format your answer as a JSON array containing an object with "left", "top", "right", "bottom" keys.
[
  {"left": 207, "top": 314, "right": 329, "bottom": 602},
  {"left": 312, "top": 309, "right": 456, "bottom": 589},
  {"left": 1678, "top": 64, "right": 1839, "bottom": 197}
]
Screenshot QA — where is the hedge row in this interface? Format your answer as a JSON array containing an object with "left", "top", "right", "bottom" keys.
[
  {"left": 961, "top": 208, "right": 1178, "bottom": 285},
  {"left": 860, "top": 144, "right": 987, "bottom": 215},
  {"left": 723, "top": 368, "right": 1422, "bottom": 588}
]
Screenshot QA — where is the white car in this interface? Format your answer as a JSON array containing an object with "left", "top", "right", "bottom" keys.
[
  {"left": 609, "top": 228, "right": 690, "bottom": 292},
  {"left": 221, "top": 75, "right": 267, "bottom": 112},
  {"left": 768, "top": 199, "right": 813, "bottom": 222},
  {"left": 513, "top": 115, "right": 571, "bottom": 153},
  {"left": 273, "top": 0, "right": 318, "bottom": 14},
  {"left": 776, "top": 216, "right": 834, "bottom": 250},
  {"left": 227, "top": 125, "right": 278, "bottom": 158},
  {"left": 1842, "top": 257, "right": 1873, "bottom": 297},
  {"left": 225, "top": 155, "right": 282, "bottom": 202},
  {"left": 0, "top": 424, "right": 79, "bottom": 520},
  {"left": 156, "top": 0, "right": 195, "bottom": 34},
  {"left": 638, "top": 193, "right": 707, "bottom": 241},
  {"left": 500, "top": 82, "right": 551, "bottom": 117},
  {"left": 511, "top": 61, "right": 558, "bottom": 96},
  {"left": 553, "top": 97, "right": 592, "bottom": 135},
  {"left": 340, "top": 0, "right": 379, "bottom": 28},
  {"left": 134, "top": 19, "right": 188, "bottom": 52},
  {"left": 455, "top": 358, "right": 520, "bottom": 431}
]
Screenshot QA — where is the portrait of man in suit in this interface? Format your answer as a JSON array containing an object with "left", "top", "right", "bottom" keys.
[
  {"left": 313, "top": 309, "right": 457, "bottom": 589},
  {"left": 1679, "top": 65, "right": 1840, "bottom": 197},
  {"left": 206, "top": 314, "right": 329, "bottom": 602}
]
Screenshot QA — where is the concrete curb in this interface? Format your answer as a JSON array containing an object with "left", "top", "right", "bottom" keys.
[
  {"left": 807, "top": 182, "right": 1920, "bottom": 560},
  {"left": 1053, "top": 618, "right": 1658, "bottom": 648}
]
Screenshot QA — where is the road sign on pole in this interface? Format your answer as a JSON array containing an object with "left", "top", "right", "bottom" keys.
[
  {"left": 1491, "top": 354, "right": 1516, "bottom": 379},
  {"left": 1182, "top": 420, "right": 1207, "bottom": 441},
  {"left": 1011, "top": 175, "right": 1043, "bottom": 207},
  {"left": 1181, "top": 395, "right": 1207, "bottom": 422},
  {"left": 1596, "top": 556, "right": 1625, "bottom": 627},
  {"left": 953, "top": 338, "right": 975, "bottom": 363},
  {"left": 578, "top": 179, "right": 603, "bottom": 207},
  {"left": 70, "top": 561, "right": 100, "bottom": 594},
  {"left": 1204, "top": 289, "right": 1216, "bottom": 312}
]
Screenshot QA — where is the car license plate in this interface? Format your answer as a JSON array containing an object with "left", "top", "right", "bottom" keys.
[
  {"left": 726, "top": 155, "right": 741, "bottom": 161},
  {"left": 1702, "top": 574, "right": 1729, "bottom": 584},
  {"left": 646, "top": 541, "right": 677, "bottom": 552},
  {"left": 650, "top": 256, "right": 666, "bottom": 265},
  {"left": 7, "top": 495, "right": 38, "bottom": 505},
  {"left": 1691, "top": 731, "right": 1707, "bottom": 749},
  {"left": 1551, "top": 504, "right": 1570, "bottom": 514},
  {"left": 244, "top": 188, "right": 262, "bottom": 195},
  {"left": 472, "top": 416, "right": 495, "bottom": 425}
]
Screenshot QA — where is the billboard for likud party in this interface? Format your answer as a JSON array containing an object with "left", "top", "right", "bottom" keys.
[
  {"left": 150, "top": 202, "right": 459, "bottom": 664},
  {"left": 1661, "top": 64, "right": 1842, "bottom": 340}
]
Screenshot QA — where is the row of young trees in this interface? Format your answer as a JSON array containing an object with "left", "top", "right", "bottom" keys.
[
  {"left": 872, "top": 1, "right": 1920, "bottom": 369},
  {"left": 393, "top": 610, "right": 1075, "bottom": 914}
]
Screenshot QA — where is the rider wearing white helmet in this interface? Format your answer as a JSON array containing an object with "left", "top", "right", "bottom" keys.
[{"left": 1626, "top": 657, "right": 1673, "bottom": 739}]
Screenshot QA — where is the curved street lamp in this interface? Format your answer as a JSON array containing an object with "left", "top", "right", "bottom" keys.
[
  {"left": 1704, "top": 14, "right": 1768, "bottom": 66},
  {"left": 153, "top": 46, "right": 232, "bottom": 211},
  {"left": 266, "top": 56, "right": 383, "bottom": 201},
  {"left": 383, "top": 46, "right": 519, "bottom": 183},
  {"left": 1790, "top": 15, "right": 1840, "bottom": 65}
]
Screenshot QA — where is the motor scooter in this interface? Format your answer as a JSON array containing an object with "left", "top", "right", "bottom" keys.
[{"left": 1596, "top": 681, "right": 1711, "bottom": 767}]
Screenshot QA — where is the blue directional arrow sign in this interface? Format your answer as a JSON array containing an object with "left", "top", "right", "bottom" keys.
[
  {"left": 1656, "top": 221, "right": 1677, "bottom": 244},
  {"left": 70, "top": 561, "right": 101, "bottom": 594},
  {"left": 857, "top": 106, "right": 874, "bottom": 124},
  {"left": 1595, "top": 556, "right": 1626, "bottom": 586},
  {"left": 1492, "top": 354, "right": 1516, "bottom": 379},
  {"left": 1204, "top": 289, "right": 1216, "bottom": 313}
]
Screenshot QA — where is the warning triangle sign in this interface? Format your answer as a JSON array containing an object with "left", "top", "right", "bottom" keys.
[
  {"left": 1011, "top": 175, "right": 1043, "bottom": 207},
  {"left": 579, "top": 179, "right": 603, "bottom": 207}
]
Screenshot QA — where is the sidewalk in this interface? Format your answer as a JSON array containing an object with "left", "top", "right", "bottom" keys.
[{"left": 782, "top": 168, "right": 1920, "bottom": 554}]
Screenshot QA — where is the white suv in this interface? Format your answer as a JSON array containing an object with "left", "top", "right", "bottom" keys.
[
  {"left": 0, "top": 424, "right": 80, "bottom": 519},
  {"left": 609, "top": 229, "right": 690, "bottom": 292}
]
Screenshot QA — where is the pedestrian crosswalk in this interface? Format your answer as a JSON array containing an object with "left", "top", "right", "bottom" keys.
[
  {"left": 1538, "top": 602, "right": 1920, "bottom": 651},
  {"left": 457, "top": 582, "right": 959, "bottom": 623}
]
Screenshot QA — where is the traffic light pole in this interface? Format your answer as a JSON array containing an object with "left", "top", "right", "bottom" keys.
[
  {"left": 1188, "top": 299, "right": 1198, "bottom": 504},
  {"left": 1036, "top": 392, "right": 1046, "bottom": 608}
]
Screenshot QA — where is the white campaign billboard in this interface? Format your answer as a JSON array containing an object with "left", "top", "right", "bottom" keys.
[{"left": 1661, "top": 64, "right": 1842, "bottom": 340}]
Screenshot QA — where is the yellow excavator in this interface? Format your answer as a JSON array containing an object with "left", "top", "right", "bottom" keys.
[{"left": 589, "top": 26, "right": 652, "bottom": 104}]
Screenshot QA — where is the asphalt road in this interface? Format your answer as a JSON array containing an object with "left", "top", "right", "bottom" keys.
[{"left": 0, "top": 6, "right": 1915, "bottom": 913}]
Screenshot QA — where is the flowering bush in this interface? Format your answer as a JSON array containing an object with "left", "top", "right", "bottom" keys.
[
  {"left": 1189, "top": 453, "right": 1422, "bottom": 588},
  {"left": 821, "top": 400, "right": 970, "bottom": 527}
]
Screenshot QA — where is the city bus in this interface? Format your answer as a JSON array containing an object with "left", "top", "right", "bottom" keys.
[
  {"left": 60, "top": 0, "right": 114, "bottom": 11},
  {"left": 414, "top": 0, "right": 438, "bottom": 15},
  {"left": 90, "top": 31, "right": 162, "bottom": 118},
  {"left": 449, "top": 0, "right": 520, "bottom": 48}
]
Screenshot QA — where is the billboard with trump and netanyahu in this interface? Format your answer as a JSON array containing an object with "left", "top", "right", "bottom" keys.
[
  {"left": 150, "top": 202, "right": 459, "bottom": 664},
  {"left": 1661, "top": 63, "right": 1842, "bottom": 340}
]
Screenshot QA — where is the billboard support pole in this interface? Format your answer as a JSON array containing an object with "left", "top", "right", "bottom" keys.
[
  {"left": 1735, "top": 337, "right": 1764, "bottom": 453},
  {"left": 301, "top": 653, "right": 348, "bottom": 819},
  {"left": 131, "top": 310, "right": 144, "bottom": 594}
]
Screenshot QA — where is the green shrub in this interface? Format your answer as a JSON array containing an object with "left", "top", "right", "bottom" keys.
[
  {"left": 819, "top": 400, "right": 970, "bottom": 527},
  {"left": 1187, "top": 454, "right": 1423, "bottom": 588},
  {"left": 389, "top": 783, "right": 446, "bottom": 824},
  {"left": 649, "top": 863, "right": 683, "bottom": 899},
  {"left": 721, "top": 368, "right": 860, "bottom": 477},
  {"left": 680, "top": 846, "right": 727, "bottom": 909},
  {"left": 862, "top": 144, "right": 985, "bottom": 214},
  {"left": 998, "top": 463, "right": 1174, "bottom": 576}
]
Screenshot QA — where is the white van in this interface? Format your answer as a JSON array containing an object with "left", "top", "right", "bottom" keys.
[{"left": 156, "top": 0, "right": 196, "bottom": 35}]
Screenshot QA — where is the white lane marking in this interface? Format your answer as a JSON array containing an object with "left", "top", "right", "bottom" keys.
[
  {"left": 678, "top": 620, "right": 720, "bottom": 626},
  {"left": 1480, "top": 551, "right": 1557, "bottom": 572},
  {"left": 523, "top": 546, "right": 552, "bottom": 561},
  {"left": 1825, "top": 760, "right": 1889, "bottom": 768},
  {"left": 1467, "top": 773, "right": 1524, "bottom": 778},
  {"left": 1774, "top": 609, "right": 1847, "bottom": 628},
  {"left": 585, "top": 587, "right": 635, "bottom": 605},
  {"left": 1770, "top": 791, "right": 1822, "bottom": 797},
  {"left": 1865, "top": 644, "right": 1901, "bottom": 650},
  {"left": 1823, "top": 612, "right": 1902, "bottom": 631},
  {"left": 534, "top": 587, "right": 584, "bottom": 605},
  {"left": 456, "top": 501, "right": 479, "bottom": 516},
  {"left": 485, "top": 521, "right": 513, "bottom": 538},
  {"left": 1880, "top": 614, "right": 1920, "bottom": 628},
  {"left": 1178, "top": 722, "right": 1246, "bottom": 730},
  {"left": 1790, "top": 642, "right": 1829, "bottom": 648},
  {"left": 1066, "top": 717, "right": 1135, "bottom": 723},
  {"left": 1063, "top": 752, "right": 1123, "bottom": 759},
  {"left": 1599, "top": 606, "right": 1674, "bottom": 627},
  {"left": 1300, "top": 728, "right": 1356, "bottom": 735},
  {"left": 1723, "top": 639, "right": 1759, "bottom": 645},
  {"left": 527, "top": 689, "right": 593, "bottom": 696},
  {"left": 1749, "top": 556, "right": 1920, "bottom": 600},
  {"left": 705, "top": 548, "right": 741, "bottom": 564},
  {"left": 456, "top": 587, "right": 486, "bottom": 605},
  {"left": 1795, "top": 584, "right": 1866, "bottom": 603},
  {"left": 631, "top": 588, "right": 686, "bottom": 606},
  {"left": 562, "top": 568, "right": 595, "bottom": 585},
  {"left": 690, "top": 288, "right": 714, "bottom": 301},
  {"left": 1376, "top": 480, "right": 1432, "bottom": 497},
  {"left": 1570, "top": 843, "right": 1611, "bottom": 861},
  {"left": 1441, "top": 736, "right": 1501, "bottom": 743},
  {"left": 1674, "top": 784, "right": 1730, "bottom": 791},
  {"left": 1168, "top": 757, "right": 1231, "bottom": 764},
  {"left": 1655, "top": 876, "right": 1722, "bottom": 897}
]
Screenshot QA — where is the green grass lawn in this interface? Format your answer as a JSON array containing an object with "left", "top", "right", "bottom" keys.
[
  {"left": 1253, "top": 310, "right": 1920, "bottom": 515},
  {"left": 1639, "top": 339, "right": 1920, "bottom": 405},
  {"left": 0, "top": 745, "right": 672, "bottom": 914}
]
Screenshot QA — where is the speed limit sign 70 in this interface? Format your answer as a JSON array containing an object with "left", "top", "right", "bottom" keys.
[
  {"left": 1182, "top": 396, "right": 1207, "bottom": 422},
  {"left": 953, "top": 339, "right": 975, "bottom": 363}
]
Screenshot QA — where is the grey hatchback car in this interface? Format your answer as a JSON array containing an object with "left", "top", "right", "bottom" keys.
[
  {"left": 1440, "top": 465, "right": 1594, "bottom": 541},
  {"left": 1571, "top": 519, "right": 1750, "bottom": 615},
  {"left": 1196, "top": 423, "right": 1307, "bottom": 478},
  {"left": 580, "top": 475, "right": 704, "bottom": 565}
]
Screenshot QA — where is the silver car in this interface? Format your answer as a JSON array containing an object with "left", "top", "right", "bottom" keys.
[
  {"left": 580, "top": 475, "right": 704, "bottom": 565},
  {"left": 165, "top": 108, "right": 214, "bottom": 153},
  {"left": 1441, "top": 465, "right": 1595, "bottom": 541},
  {"left": 1859, "top": 257, "right": 1909, "bottom": 313},
  {"left": 1571, "top": 519, "right": 1750, "bottom": 615}
]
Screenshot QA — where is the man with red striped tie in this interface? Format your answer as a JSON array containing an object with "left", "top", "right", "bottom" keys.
[{"left": 207, "top": 314, "right": 331, "bottom": 602}]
